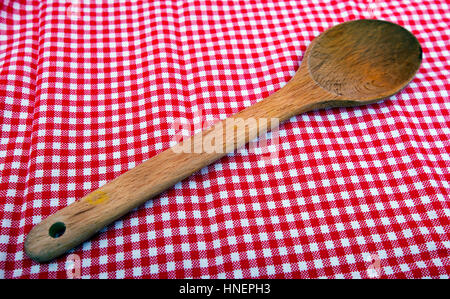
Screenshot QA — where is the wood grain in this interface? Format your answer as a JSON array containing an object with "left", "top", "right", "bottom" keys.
[
  {"left": 308, "top": 19, "right": 422, "bottom": 101},
  {"left": 25, "top": 19, "right": 422, "bottom": 262}
]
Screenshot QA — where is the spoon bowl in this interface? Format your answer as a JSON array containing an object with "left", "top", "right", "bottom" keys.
[{"left": 307, "top": 19, "right": 422, "bottom": 103}]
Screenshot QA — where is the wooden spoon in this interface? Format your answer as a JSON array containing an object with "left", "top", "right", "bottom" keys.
[{"left": 25, "top": 19, "right": 422, "bottom": 262}]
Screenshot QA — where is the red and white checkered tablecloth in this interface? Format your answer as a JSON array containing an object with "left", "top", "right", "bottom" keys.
[{"left": 0, "top": 0, "right": 449, "bottom": 279}]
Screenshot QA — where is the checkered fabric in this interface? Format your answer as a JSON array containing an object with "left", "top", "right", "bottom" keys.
[{"left": 0, "top": 0, "right": 449, "bottom": 279}]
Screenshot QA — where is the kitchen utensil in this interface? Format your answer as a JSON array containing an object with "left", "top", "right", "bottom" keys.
[{"left": 25, "top": 19, "right": 422, "bottom": 262}]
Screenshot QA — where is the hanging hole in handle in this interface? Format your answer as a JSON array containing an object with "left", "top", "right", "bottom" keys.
[{"left": 49, "top": 222, "right": 66, "bottom": 238}]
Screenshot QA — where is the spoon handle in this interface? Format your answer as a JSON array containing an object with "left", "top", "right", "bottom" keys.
[{"left": 25, "top": 70, "right": 327, "bottom": 262}]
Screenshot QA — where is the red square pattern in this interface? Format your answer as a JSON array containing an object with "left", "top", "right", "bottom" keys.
[{"left": 0, "top": 0, "right": 448, "bottom": 278}]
